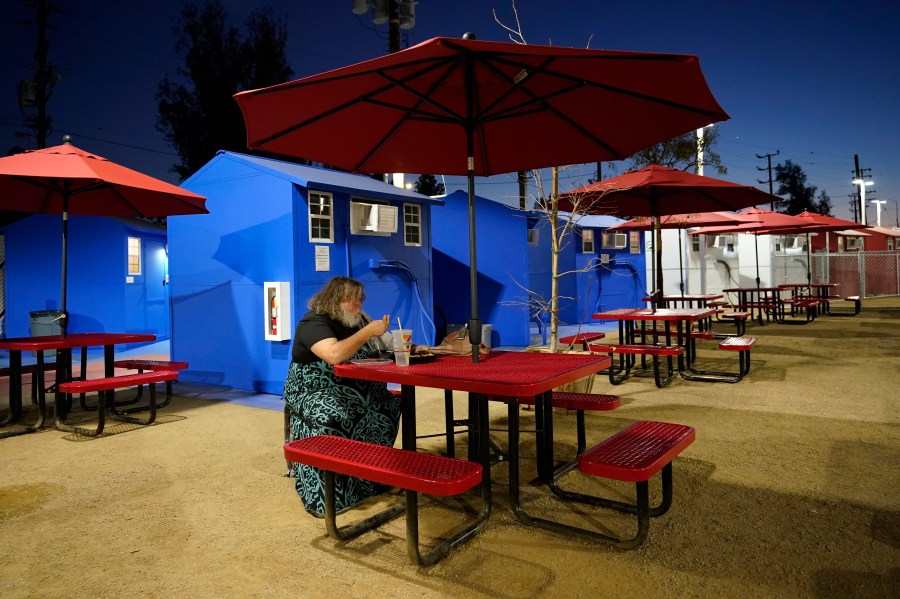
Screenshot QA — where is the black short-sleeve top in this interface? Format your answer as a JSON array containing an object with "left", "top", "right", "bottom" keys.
[{"left": 291, "top": 310, "right": 359, "bottom": 364}]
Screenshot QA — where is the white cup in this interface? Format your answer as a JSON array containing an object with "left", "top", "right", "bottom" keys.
[{"left": 391, "top": 329, "right": 412, "bottom": 367}]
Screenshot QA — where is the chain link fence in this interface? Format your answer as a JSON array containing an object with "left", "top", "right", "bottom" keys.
[{"left": 772, "top": 250, "right": 900, "bottom": 310}]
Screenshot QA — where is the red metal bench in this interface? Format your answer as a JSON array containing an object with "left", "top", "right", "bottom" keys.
[
  {"left": 558, "top": 332, "right": 606, "bottom": 351},
  {"left": 588, "top": 343, "right": 683, "bottom": 388},
  {"left": 57, "top": 370, "right": 179, "bottom": 437},
  {"left": 518, "top": 420, "right": 696, "bottom": 549},
  {"left": 682, "top": 336, "right": 756, "bottom": 383},
  {"left": 827, "top": 295, "right": 861, "bottom": 316},
  {"left": 284, "top": 435, "right": 485, "bottom": 566},
  {"left": 112, "top": 359, "right": 189, "bottom": 408},
  {"left": 0, "top": 361, "right": 56, "bottom": 403}
]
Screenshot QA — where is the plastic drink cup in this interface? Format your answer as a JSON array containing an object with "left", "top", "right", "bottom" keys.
[{"left": 391, "top": 329, "right": 412, "bottom": 367}]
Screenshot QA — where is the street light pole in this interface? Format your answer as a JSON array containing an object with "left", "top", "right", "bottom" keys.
[
  {"left": 887, "top": 199, "right": 899, "bottom": 227},
  {"left": 870, "top": 199, "right": 887, "bottom": 228},
  {"left": 852, "top": 178, "right": 874, "bottom": 226}
]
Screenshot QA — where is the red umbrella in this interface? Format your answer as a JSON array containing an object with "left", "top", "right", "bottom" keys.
[
  {"left": 0, "top": 139, "right": 209, "bottom": 335},
  {"left": 752, "top": 211, "right": 869, "bottom": 287},
  {"left": 609, "top": 211, "right": 760, "bottom": 293},
  {"left": 558, "top": 166, "right": 777, "bottom": 307},
  {"left": 235, "top": 37, "right": 729, "bottom": 360}
]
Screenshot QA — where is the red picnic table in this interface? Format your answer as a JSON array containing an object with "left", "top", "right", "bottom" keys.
[{"left": 0, "top": 332, "right": 156, "bottom": 438}]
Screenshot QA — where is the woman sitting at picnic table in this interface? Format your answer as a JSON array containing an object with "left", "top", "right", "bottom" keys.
[{"left": 283, "top": 276, "right": 400, "bottom": 517}]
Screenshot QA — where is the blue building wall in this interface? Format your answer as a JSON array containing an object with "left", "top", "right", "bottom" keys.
[
  {"left": 573, "top": 225, "right": 647, "bottom": 316},
  {"left": 432, "top": 194, "right": 644, "bottom": 346},
  {"left": 432, "top": 191, "right": 533, "bottom": 347},
  {"left": 2, "top": 214, "right": 168, "bottom": 344},
  {"left": 171, "top": 152, "right": 436, "bottom": 394}
]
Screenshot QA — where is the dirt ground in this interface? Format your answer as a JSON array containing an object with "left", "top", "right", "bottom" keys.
[{"left": 1, "top": 310, "right": 898, "bottom": 598}]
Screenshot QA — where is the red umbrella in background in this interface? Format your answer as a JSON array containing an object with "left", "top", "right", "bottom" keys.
[
  {"left": 0, "top": 138, "right": 209, "bottom": 336},
  {"left": 609, "top": 211, "right": 760, "bottom": 293},
  {"left": 235, "top": 36, "right": 729, "bottom": 359},
  {"left": 750, "top": 211, "right": 869, "bottom": 287},
  {"left": 557, "top": 166, "right": 778, "bottom": 308}
]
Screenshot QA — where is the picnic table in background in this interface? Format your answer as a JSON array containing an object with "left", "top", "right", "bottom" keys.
[{"left": 0, "top": 332, "right": 156, "bottom": 438}]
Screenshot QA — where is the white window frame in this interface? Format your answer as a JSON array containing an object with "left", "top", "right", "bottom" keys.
[
  {"left": 308, "top": 191, "right": 334, "bottom": 243},
  {"left": 127, "top": 236, "right": 142, "bottom": 276},
  {"left": 581, "top": 229, "right": 594, "bottom": 254},
  {"left": 403, "top": 203, "right": 422, "bottom": 246}
]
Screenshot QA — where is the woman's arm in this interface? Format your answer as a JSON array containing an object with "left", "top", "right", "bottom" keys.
[{"left": 311, "top": 316, "right": 390, "bottom": 365}]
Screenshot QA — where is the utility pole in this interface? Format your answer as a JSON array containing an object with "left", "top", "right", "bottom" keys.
[
  {"left": 18, "top": 0, "right": 56, "bottom": 149},
  {"left": 756, "top": 150, "right": 779, "bottom": 210}
]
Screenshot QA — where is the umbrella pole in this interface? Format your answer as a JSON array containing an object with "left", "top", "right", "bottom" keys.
[
  {"left": 806, "top": 232, "right": 812, "bottom": 291},
  {"left": 465, "top": 131, "right": 482, "bottom": 363},
  {"left": 654, "top": 215, "right": 664, "bottom": 310},
  {"left": 60, "top": 206, "right": 69, "bottom": 337},
  {"left": 678, "top": 228, "right": 685, "bottom": 294}
]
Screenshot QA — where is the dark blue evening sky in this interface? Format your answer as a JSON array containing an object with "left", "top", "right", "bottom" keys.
[{"left": 2, "top": 1, "right": 898, "bottom": 223}]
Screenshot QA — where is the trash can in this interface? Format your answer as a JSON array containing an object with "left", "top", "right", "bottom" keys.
[{"left": 30, "top": 310, "right": 64, "bottom": 357}]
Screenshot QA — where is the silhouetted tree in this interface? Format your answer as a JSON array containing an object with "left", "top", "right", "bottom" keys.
[
  {"left": 774, "top": 160, "right": 817, "bottom": 215},
  {"left": 414, "top": 174, "right": 445, "bottom": 196},
  {"left": 157, "top": 1, "right": 293, "bottom": 180},
  {"left": 813, "top": 190, "right": 833, "bottom": 216},
  {"left": 626, "top": 129, "right": 727, "bottom": 175}
]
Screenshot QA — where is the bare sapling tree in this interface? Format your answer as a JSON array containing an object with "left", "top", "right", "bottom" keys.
[{"left": 494, "top": 3, "right": 604, "bottom": 352}]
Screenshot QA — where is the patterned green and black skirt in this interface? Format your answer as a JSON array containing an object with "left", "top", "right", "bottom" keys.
[{"left": 283, "top": 351, "right": 401, "bottom": 517}]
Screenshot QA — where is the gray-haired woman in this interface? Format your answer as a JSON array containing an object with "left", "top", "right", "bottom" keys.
[{"left": 283, "top": 276, "right": 400, "bottom": 516}]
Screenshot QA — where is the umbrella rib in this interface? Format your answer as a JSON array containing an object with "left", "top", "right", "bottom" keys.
[
  {"left": 353, "top": 61, "right": 466, "bottom": 172},
  {"left": 255, "top": 56, "right": 465, "bottom": 148},
  {"left": 486, "top": 53, "right": 726, "bottom": 120}
]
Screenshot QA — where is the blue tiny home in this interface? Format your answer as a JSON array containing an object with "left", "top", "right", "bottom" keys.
[
  {"left": 1, "top": 214, "right": 169, "bottom": 342},
  {"left": 170, "top": 151, "right": 439, "bottom": 395},
  {"left": 431, "top": 192, "right": 642, "bottom": 347},
  {"left": 569, "top": 214, "right": 648, "bottom": 317}
]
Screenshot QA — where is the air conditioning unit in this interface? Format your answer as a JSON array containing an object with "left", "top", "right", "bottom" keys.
[
  {"left": 600, "top": 253, "right": 611, "bottom": 264},
  {"left": 712, "top": 234, "right": 733, "bottom": 249},
  {"left": 603, "top": 231, "right": 627, "bottom": 249},
  {"left": 350, "top": 202, "right": 398, "bottom": 235}
]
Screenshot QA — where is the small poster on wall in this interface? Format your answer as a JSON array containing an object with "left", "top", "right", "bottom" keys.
[{"left": 315, "top": 245, "right": 330, "bottom": 271}]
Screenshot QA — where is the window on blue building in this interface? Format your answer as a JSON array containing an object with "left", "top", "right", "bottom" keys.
[
  {"left": 127, "top": 236, "right": 142, "bottom": 275},
  {"left": 308, "top": 191, "right": 334, "bottom": 242},
  {"left": 581, "top": 229, "right": 594, "bottom": 253},
  {"left": 403, "top": 203, "right": 421, "bottom": 246}
]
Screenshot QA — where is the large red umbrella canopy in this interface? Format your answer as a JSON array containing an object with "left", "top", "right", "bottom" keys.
[
  {"left": 608, "top": 211, "right": 759, "bottom": 230},
  {"left": 755, "top": 211, "right": 868, "bottom": 235},
  {"left": 0, "top": 143, "right": 208, "bottom": 217},
  {"left": 0, "top": 141, "right": 209, "bottom": 335},
  {"left": 235, "top": 37, "right": 728, "bottom": 175},
  {"left": 235, "top": 36, "right": 729, "bottom": 357},
  {"left": 691, "top": 207, "right": 814, "bottom": 236},
  {"left": 558, "top": 167, "right": 778, "bottom": 305}
]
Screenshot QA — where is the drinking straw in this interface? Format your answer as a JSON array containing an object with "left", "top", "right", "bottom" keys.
[{"left": 397, "top": 316, "right": 402, "bottom": 332}]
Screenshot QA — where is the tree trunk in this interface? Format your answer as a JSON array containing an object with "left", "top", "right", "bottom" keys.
[{"left": 549, "top": 167, "right": 560, "bottom": 351}]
